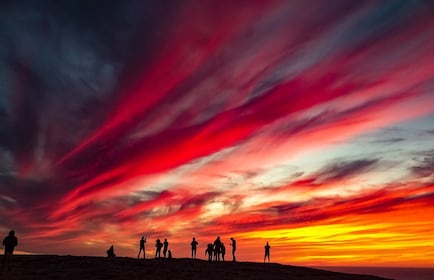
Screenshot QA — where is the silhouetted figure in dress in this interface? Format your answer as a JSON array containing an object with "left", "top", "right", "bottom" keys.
[
  {"left": 168, "top": 250, "right": 172, "bottom": 259},
  {"left": 155, "top": 239, "right": 163, "bottom": 258},
  {"left": 107, "top": 245, "right": 115, "bottom": 258},
  {"left": 138, "top": 236, "right": 146, "bottom": 259},
  {"left": 213, "top": 236, "right": 222, "bottom": 261},
  {"left": 205, "top": 244, "right": 213, "bottom": 262},
  {"left": 230, "top": 237, "right": 236, "bottom": 262},
  {"left": 221, "top": 243, "right": 226, "bottom": 261},
  {"left": 163, "top": 239, "right": 169, "bottom": 258},
  {"left": 2, "top": 230, "right": 18, "bottom": 272},
  {"left": 191, "top": 237, "right": 198, "bottom": 259},
  {"left": 264, "top": 242, "right": 271, "bottom": 263}
]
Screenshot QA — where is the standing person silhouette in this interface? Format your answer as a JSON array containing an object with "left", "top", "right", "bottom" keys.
[
  {"left": 213, "top": 236, "right": 222, "bottom": 261},
  {"left": 230, "top": 237, "right": 236, "bottom": 262},
  {"left": 2, "top": 230, "right": 18, "bottom": 272},
  {"left": 155, "top": 239, "right": 163, "bottom": 258},
  {"left": 163, "top": 239, "right": 169, "bottom": 258},
  {"left": 264, "top": 242, "right": 271, "bottom": 263},
  {"left": 191, "top": 237, "right": 198, "bottom": 259},
  {"left": 221, "top": 243, "right": 226, "bottom": 261},
  {"left": 137, "top": 236, "right": 146, "bottom": 259},
  {"left": 205, "top": 244, "right": 213, "bottom": 262}
]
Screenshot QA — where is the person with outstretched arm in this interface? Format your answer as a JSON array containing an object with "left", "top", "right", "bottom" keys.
[{"left": 138, "top": 236, "right": 146, "bottom": 259}]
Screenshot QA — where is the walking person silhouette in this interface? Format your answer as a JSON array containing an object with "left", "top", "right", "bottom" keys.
[
  {"left": 2, "top": 230, "right": 18, "bottom": 272},
  {"left": 264, "top": 242, "right": 271, "bottom": 263},
  {"left": 191, "top": 237, "right": 198, "bottom": 259},
  {"left": 138, "top": 236, "right": 146, "bottom": 259}
]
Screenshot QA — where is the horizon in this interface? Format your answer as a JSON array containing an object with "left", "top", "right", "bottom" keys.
[
  {"left": 1, "top": 0, "right": 433, "bottom": 268},
  {"left": 9, "top": 253, "right": 434, "bottom": 269}
]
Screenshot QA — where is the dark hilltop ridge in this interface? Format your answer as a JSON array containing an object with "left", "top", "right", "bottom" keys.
[{"left": 2, "top": 255, "right": 392, "bottom": 280}]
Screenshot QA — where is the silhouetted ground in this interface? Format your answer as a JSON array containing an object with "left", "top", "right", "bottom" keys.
[{"left": 1, "top": 255, "right": 392, "bottom": 280}]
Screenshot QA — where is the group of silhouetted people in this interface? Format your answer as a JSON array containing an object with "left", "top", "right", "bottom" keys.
[
  {"left": 2, "top": 229, "right": 271, "bottom": 273},
  {"left": 105, "top": 235, "right": 271, "bottom": 263},
  {"left": 109, "top": 237, "right": 173, "bottom": 260},
  {"left": 203, "top": 236, "right": 236, "bottom": 262},
  {"left": 154, "top": 238, "right": 172, "bottom": 259}
]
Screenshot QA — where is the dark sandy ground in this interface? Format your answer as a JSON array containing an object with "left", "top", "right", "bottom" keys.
[{"left": 0, "top": 255, "right": 392, "bottom": 280}]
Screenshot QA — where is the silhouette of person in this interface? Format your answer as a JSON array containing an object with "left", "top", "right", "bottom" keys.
[
  {"left": 230, "top": 237, "right": 236, "bottom": 262},
  {"left": 205, "top": 243, "right": 213, "bottom": 262},
  {"left": 213, "top": 236, "right": 222, "bottom": 261},
  {"left": 191, "top": 237, "right": 198, "bottom": 259},
  {"left": 264, "top": 242, "right": 271, "bottom": 263},
  {"left": 155, "top": 239, "right": 163, "bottom": 258},
  {"left": 106, "top": 245, "right": 115, "bottom": 258},
  {"left": 168, "top": 250, "right": 172, "bottom": 259},
  {"left": 138, "top": 236, "right": 146, "bottom": 259},
  {"left": 221, "top": 243, "right": 226, "bottom": 261},
  {"left": 163, "top": 239, "right": 169, "bottom": 258},
  {"left": 2, "top": 230, "right": 18, "bottom": 272}
]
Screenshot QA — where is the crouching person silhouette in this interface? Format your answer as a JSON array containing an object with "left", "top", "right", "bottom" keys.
[{"left": 107, "top": 245, "right": 116, "bottom": 258}]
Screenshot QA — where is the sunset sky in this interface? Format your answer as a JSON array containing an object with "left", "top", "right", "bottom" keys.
[{"left": 1, "top": 0, "right": 433, "bottom": 267}]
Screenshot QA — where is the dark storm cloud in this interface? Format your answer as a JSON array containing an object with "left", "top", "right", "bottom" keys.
[
  {"left": 0, "top": 0, "right": 177, "bottom": 181},
  {"left": 0, "top": 0, "right": 184, "bottom": 233},
  {"left": 0, "top": 0, "right": 177, "bottom": 161},
  {"left": 2, "top": 59, "right": 46, "bottom": 171}
]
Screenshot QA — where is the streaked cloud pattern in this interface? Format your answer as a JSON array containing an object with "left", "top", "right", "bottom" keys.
[{"left": 0, "top": 0, "right": 433, "bottom": 266}]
